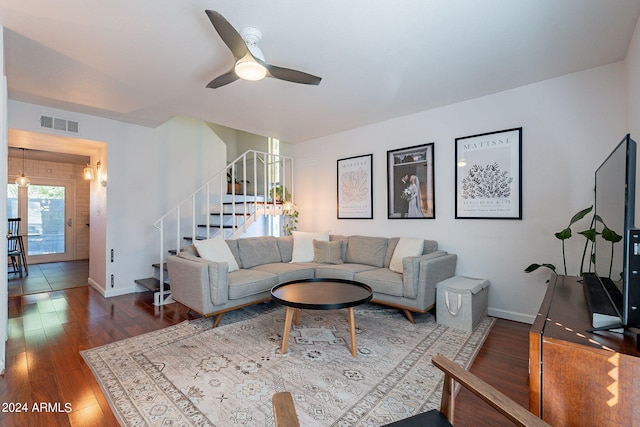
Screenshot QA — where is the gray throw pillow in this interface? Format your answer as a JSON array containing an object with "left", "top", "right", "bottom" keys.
[{"left": 313, "top": 240, "right": 343, "bottom": 264}]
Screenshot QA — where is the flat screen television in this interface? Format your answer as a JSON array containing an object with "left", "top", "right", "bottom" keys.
[{"left": 587, "top": 134, "right": 640, "bottom": 331}]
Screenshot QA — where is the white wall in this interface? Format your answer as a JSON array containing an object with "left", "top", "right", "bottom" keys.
[
  {"left": 294, "top": 63, "right": 627, "bottom": 323},
  {"left": 6, "top": 105, "right": 227, "bottom": 296},
  {"left": 1, "top": 28, "right": 8, "bottom": 375},
  {"left": 627, "top": 16, "right": 640, "bottom": 226}
]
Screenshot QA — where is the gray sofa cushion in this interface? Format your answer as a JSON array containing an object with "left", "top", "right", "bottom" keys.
[
  {"left": 227, "top": 269, "right": 278, "bottom": 299},
  {"left": 330, "top": 234, "right": 349, "bottom": 259},
  {"left": 237, "top": 236, "right": 281, "bottom": 268},
  {"left": 182, "top": 244, "right": 199, "bottom": 256},
  {"left": 313, "top": 240, "right": 343, "bottom": 264},
  {"left": 383, "top": 237, "right": 400, "bottom": 268},
  {"left": 315, "top": 263, "right": 378, "bottom": 280},
  {"left": 355, "top": 268, "right": 404, "bottom": 297},
  {"left": 251, "top": 262, "right": 315, "bottom": 283},
  {"left": 345, "top": 236, "right": 388, "bottom": 267},
  {"left": 423, "top": 240, "right": 438, "bottom": 254},
  {"left": 225, "top": 239, "right": 242, "bottom": 268},
  {"left": 277, "top": 236, "right": 294, "bottom": 263}
]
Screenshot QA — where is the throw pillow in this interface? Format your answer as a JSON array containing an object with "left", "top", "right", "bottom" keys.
[
  {"left": 313, "top": 240, "right": 343, "bottom": 264},
  {"left": 291, "top": 230, "right": 329, "bottom": 262},
  {"left": 193, "top": 236, "right": 239, "bottom": 272},
  {"left": 389, "top": 237, "right": 424, "bottom": 273}
]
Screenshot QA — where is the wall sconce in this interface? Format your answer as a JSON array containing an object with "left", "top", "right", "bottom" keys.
[{"left": 84, "top": 161, "right": 101, "bottom": 180}]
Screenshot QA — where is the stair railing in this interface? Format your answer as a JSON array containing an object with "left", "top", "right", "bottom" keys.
[{"left": 152, "top": 150, "right": 294, "bottom": 305}]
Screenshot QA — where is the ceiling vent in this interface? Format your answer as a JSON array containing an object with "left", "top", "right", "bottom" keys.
[{"left": 40, "top": 115, "right": 79, "bottom": 134}]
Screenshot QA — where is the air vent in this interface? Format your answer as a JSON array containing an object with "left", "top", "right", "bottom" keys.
[{"left": 39, "top": 115, "right": 79, "bottom": 134}]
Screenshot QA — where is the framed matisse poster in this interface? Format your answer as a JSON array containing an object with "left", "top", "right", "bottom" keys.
[
  {"left": 455, "top": 127, "right": 522, "bottom": 219},
  {"left": 337, "top": 154, "right": 373, "bottom": 219},
  {"left": 387, "top": 143, "right": 435, "bottom": 219}
]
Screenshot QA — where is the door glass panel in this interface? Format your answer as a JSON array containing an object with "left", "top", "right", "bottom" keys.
[
  {"left": 27, "top": 185, "right": 66, "bottom": 255},
  {"left": 7, "top": 184, "right": 18, "bottom": 218}
]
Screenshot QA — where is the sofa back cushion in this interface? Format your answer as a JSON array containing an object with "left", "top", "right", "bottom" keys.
[
  {"left": 345, "top": 236, "right": 388, "bottom": 267},
  {"left": 383, "top": 237, "right": 400, "bottom": 268},
  {"left": 237, "top": 236, "right": 281, "bottom": 268},
  {"left": 225, "top": 239, "right": 242, "bottom": 268},
  {"left": 423, "top": 240, "right": 438, "bottom": 254},
  {"left": 276, "top": 236, "right": 294, "bottom": 263}
]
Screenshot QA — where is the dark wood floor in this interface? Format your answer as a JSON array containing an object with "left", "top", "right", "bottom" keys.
[{"left": 0, "top": 285, "right": 531, "bottom": 426}]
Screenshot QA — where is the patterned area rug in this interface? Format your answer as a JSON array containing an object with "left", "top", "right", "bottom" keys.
[{"left": 81, "top": 303, "right": 493, "bottom": 426}]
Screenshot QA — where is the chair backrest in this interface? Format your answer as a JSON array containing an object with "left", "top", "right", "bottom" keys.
[
  {"left": 7, "top": 218, "right": 21, "bottom": 252},
  {"left": 8, "top": 218, "right": 21, "bottom": 237},
  {"left": 272, "top": 355, "right": 551, "bottom": 427}
]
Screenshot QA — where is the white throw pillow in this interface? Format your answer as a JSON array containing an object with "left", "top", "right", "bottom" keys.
[
  {"left": 193, "top": 236, "right": 239, "bottom": 272},
  {"left": 389, "top": 237, "right": 424, "bottom": 273},
  {"left": 291, "top": 230, "right": 329, "bottom": 263}
]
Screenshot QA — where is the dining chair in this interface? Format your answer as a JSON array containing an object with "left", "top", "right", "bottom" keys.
[{"left": 7, "top": 218, "right": 28, "bottom": 277}]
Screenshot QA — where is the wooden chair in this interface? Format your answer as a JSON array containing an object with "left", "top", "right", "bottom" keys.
[
  {"left": 272, "top": 354, "right": 550, "bottom": 427},
  {"left": 7, "top": 218, "right": 28, "bottom": 277}
]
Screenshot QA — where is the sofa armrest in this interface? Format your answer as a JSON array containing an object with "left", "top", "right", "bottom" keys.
[
  {"left": 167, "top": 254, "right": 230, "bottom": 314},
  {"left": 402, "top": 252, "right": 457, "bottom": 304}
]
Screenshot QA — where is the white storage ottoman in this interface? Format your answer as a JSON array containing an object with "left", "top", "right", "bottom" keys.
[{"left": 436, "top": 276, "right": 490, "bottom": 332}]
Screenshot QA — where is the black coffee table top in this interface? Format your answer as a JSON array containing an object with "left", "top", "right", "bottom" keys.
[{"left": 271, "top": 278, "right": 373, "bottom": 310}]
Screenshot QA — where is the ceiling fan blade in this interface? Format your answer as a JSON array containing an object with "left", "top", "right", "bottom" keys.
[
  {"left": 265, "top": 64, "right": 322, "bottom": 86},
  {"left": 206, "top": 69, "right": 240, "bottom": 89},
  {"left": 205, "top": 10, "right": 248, "bottom": 60}
]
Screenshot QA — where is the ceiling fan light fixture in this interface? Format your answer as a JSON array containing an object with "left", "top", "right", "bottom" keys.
[{"left": 234, "top": 60, "right": 267, "bottom": 81}]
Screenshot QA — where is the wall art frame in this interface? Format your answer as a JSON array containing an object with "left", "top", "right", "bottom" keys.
[
  {"left": 337, "top": 153, "right": 373, "bottom": 219},
  {"left": 455, "top": 127, "right": 522, "bottom": 219},
  {"left": 387, "top": 143, "right": 435, "bottom": 219}
]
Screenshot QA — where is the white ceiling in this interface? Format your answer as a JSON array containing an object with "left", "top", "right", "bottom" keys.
[{"left": 1, "top": 1, "right": 639, "bottom": 143}]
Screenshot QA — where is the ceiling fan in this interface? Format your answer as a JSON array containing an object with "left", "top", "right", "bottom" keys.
[{"left": 205, "top": 10, "right": 322, "bottom": 89}]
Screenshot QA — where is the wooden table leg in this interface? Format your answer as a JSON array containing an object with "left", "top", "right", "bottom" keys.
[
  {"left": 348, "top": 307, "right": 357, "bottom": 357},
  {"left": 294, "top": 308, "right": 300, "bottom": 326},
  {"left": 281, "top": 307, "right": 295, "bottom": 354}
]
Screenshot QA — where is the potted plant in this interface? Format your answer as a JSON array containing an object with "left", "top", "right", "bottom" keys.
[
  {"left": 525, "top": 205, "right": 622, "bottom": 280},
  {"left": 269, "top": 185, "right": 291, "bottom": 202},
  {"left": 227, "top": 170, "right": 249, "bottom": 194}
]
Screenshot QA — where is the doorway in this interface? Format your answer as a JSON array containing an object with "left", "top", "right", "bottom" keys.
[{"left": 8, "top": 178, "right": 80, "bottom": 264}]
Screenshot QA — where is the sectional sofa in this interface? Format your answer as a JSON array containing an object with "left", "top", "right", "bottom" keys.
[{"left": 166, "top": 233, "right": 457, "bottom": 326}]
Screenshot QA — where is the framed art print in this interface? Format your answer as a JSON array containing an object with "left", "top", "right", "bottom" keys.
[
  {"left": 337, "top": 154, "right": 373, "bottom": 219},
  {"left": 455, "top": 127, "right": 522, "bottom": 219},
  {"left": 387, "top": 143, "right": 435, "bottom": 219}
]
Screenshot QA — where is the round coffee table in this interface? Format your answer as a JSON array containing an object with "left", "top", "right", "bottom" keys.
[{"left": 271, "top": 278, "right": 373, "bottom": 357}]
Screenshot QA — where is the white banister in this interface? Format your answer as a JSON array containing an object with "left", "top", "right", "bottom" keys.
[{"left": 152, "top": 150, "right": 294, "bottom": 306}]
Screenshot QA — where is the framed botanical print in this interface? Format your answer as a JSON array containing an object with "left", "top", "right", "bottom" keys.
[
  {"left": 455, "top": 127, "right": 522, "bottom": 219},
  {"left": 387, "top": 143, "right": 435, "bottom": 219},
  {"left": 337, "top": 154, "right": 373, "bottom": 219}
]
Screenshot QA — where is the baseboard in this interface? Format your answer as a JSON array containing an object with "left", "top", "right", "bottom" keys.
[
  {"left": 488, "top": 307, "right": 535, "bottom": 324},
  {"left": 88, "top": 278, "right": 137, "bottom": 298}
]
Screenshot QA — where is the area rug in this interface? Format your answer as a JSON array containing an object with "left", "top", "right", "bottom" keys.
[{"left": 81, "top": 303, "right": 493, "bottom": 426}]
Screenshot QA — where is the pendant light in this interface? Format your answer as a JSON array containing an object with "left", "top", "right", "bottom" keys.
[{"left": 15, "top": 148, "right": 30, "bottom": 187}]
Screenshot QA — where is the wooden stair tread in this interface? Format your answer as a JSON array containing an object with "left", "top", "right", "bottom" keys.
[
  {"left": 135, "top": 277, "right": 170, "bottom": 292},
  {"left": 152, "top": 263, "right": 168, "bottom": 271}
]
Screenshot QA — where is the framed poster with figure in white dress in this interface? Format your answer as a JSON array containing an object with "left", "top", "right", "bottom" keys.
[{"left": 387, "top": 143, "right": 435, "bottom": 219}]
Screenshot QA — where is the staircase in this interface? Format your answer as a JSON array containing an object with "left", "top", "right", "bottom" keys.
[{"left": 135, "top": 150, "right": 294, "bottom": 305}]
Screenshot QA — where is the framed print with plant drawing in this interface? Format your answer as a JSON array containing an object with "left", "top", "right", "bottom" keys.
[
  {"left": 455, "top": 127, "right": 522, "bottom": 219},
  {"left": 337, "top": 154, "right": 373, "bottom": 219},
  {"left": 387, "top": 143, "right": 435, "bottom": 219}
]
